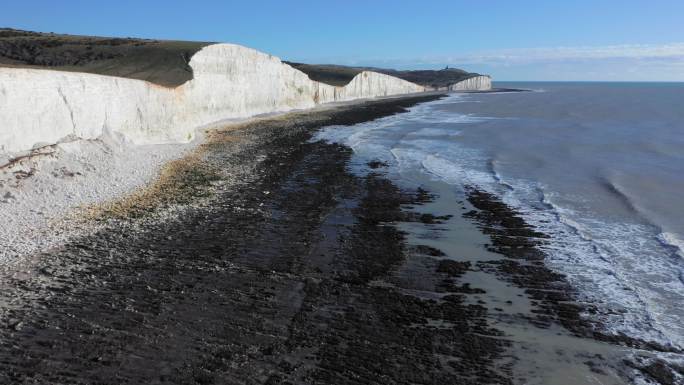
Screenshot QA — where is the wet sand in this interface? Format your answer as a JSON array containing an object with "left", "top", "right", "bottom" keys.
[
  {"left": 0, "top": 94, "right": 680, "bottom": 384},
  {"left": 391, "top": 175, "right": 634, "bottom": 384}
]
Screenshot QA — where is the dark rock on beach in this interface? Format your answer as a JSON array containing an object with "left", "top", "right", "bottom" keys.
[{"left": 0, "top": 95, "right": 513, "bottom": 384}]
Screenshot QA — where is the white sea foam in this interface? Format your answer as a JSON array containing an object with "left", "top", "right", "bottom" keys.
[
  {"left": 408, "top": 127, "right": 462, "bottom": 137},
  {"left": 503, "top": 179, "right": 684, "bottom": 348}
]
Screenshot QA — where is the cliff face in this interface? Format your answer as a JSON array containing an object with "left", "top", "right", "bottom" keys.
[
  {"left": 0, "top": 43, "right": 425, "bottom": 155},
  {"left": 0, "top": 68, "right": 184, "bottom": 155},
  {"left": 336, "top": 71, "right": 428, "bottom": 100},
  {"left": 448, "top": 75, "right": 492, "bottom": 91}
]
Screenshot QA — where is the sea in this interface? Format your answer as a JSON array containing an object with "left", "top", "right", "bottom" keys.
[{"left": 314, "top": 82, "right": 684, "bottom": 353}]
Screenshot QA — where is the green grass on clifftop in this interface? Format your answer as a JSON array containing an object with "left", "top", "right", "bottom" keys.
[
  {"left": 0, "top": 27, "right": 482, "bottom": 89},
  {"left": 0, "top": 28, "right": 211, "bottom": 87}
]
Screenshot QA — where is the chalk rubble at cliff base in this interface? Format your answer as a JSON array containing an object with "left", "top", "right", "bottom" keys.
[{"left": 0, "top": 133, "right": 197, "bottom": 266}]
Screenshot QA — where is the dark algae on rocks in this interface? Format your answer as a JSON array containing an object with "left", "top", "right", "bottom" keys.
[
  {"left": 0, "top": 94, "right": 513, "bottom": 384},
  {"left": 464, "top": 187, "right": 684, "bottom": 384}
]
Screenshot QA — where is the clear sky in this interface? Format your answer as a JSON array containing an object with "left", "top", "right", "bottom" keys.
[{"left": 2, "top": 0, "right": 683, "bottom": 81}]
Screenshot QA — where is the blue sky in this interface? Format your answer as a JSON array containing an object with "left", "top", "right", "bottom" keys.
[{"left": 2, "top": 0, "right": 683, "bottom": 81}]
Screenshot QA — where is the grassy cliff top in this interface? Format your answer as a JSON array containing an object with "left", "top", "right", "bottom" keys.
[
  {"left": 284, "top": 62, "right": 483, "bottom": 88},
  {"left": 0, "top": 28, "right": 211, "bottom": 87},
  {"left": 0, "top": 28, "right": 482, "bottom": 89}
]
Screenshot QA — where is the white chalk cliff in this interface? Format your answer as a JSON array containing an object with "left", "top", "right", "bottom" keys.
[
  {"left": 449, "top": 75, "right": 492, "bottom": 91},
  {"left": 0, "top": 44, "right": 426, "bottom": 155}
]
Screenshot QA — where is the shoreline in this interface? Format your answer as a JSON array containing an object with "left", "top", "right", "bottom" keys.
[
  {"left": 461, "top": 186, "right": 682, "bottom": 383},
  {"left": 0, "top": 93, "right": 680, "bottom": 384},
  {"left": 454, "top": 87, "right": 531, "bottom": 93},
  {"left": 0, "top": 91, "right": 439, "bottom": 270},
  {"left": 4, "top": 94, "right": 509, "bottom": 383}
]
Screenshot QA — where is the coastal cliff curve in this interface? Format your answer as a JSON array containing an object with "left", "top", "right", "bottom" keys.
[{"left": 0, "top": 43, "right": 426, "bottom": 156}]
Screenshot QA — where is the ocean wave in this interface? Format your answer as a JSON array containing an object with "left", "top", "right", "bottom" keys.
[
  {"left": 408, "top": 127, "right": 462, "bottom": 137},
  {"left": 500, "top": 176, "right": 684, "bottom": 349},
  {"left": 600, "top": 174, "right": 684, "bottom": 265},
  {"left": 420, "top": 154, "right": 493, "bottom": 188},
  {"left": 487, "top": 158, "right": 514, "bottom": 191},
  {"left": 597, "top": 176, "right": 642, "bottom": 216},
  {"left": 658, "top": 232, "right": 684, "bottom": 260}
]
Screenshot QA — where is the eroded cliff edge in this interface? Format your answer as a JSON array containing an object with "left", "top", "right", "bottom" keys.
[{"left": 0, "top": 43, "right": 429, "bottom": 155}]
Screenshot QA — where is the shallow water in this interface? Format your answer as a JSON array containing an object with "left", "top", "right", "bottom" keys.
[
  {"left": 315, "top": 82, "right": 684, "bottom": 353},
  {"left": 388, "top": 172, "right": 630, "bottom": 384}
]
